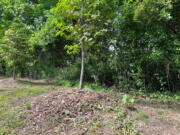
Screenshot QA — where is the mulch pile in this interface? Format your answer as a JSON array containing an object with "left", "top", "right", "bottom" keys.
[{"left": 19, "top": 88, "right": 120, "bottom": 135}]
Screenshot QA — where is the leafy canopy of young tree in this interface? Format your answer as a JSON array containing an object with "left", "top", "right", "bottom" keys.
[{"left": 51, "top": 0, "right": 120, "bottom": 89}]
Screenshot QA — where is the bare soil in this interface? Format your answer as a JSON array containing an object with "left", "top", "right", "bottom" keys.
[
  {"left": 135, "top": 104, "right": 180, "bottom": 135},
  {"left": 0, "top": 78, "right": 21, "bottom": 87}
]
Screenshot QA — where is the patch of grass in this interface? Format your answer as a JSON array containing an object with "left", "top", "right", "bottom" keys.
[
  {"left": 56, "top": 80, "right": 110, "bottom": 92},
  {"left": 116, "top": 109, "right": 126, "bottom": 120},
  {"left": 84, "top": 83, "right": 108, "bottom": 91},
  {"left": 49, "top": 116, "right": 60, "bottom": 123},
  {"left": 25, "top": 103, "right": 32, "bottom": 110},
  {"left": 114, "top": 108, "right": 139, "bottom": 135},
  {"left": 0, "top": 92, "right": 13, "bottom": 101},
  {"left": 133, "top": 89, "right": 180, "bottom": 101},
  {"left": 23, "top": 85, "right": 52, "bottom": 96},
  {"left": 74, "top": 117, "right": 87, "bottom": 129},
  {"left": 16, "top": 92, "right": 28, "bottom": 98},
  {"left": 136, "top": 112, "right": 149, "bottom": 120},
  {"left": 15, "top": 85, "right": 55, "bottom": 98},
  {"left": 0, "top": 109, "right": 26, "bottom": 135},
  {"left": 156, "top": 109, "right": 166, "bottom": 116},
  {"left": 114, "top": 121, "right": 138, "bottom": 135},
  {"left": 91, "top": 103, "right": 103, "bottom": 110},
  {"left": 57, "top": 80, "right": 78, "bottom": 87},
  {"left": 0, "top": 81, "right": 56, "bottom": 135},
  {"left": 89, "top": 120, "right": 101, "bottom": 132}
]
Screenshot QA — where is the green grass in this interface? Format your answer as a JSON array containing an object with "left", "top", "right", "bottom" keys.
[
  {"left": 0, "top": 106, "right": 26, "bottom": 135},
  {"left": 57, "top": 80, "right": 78, "bottom": 87},
  {"left": 25, "top": 103, "right": 32, "bottom": 110},
  {"left": 0, "top": 82, "right": 56, "bottom": 135},
  {"left": 136, "top": 112, "right": 149, "bottom": 120},
  {"left": 89, "top": 120, "right": 101, "bottom": 132},
  {"left": 56, "top": 79, "right": 108, "bottom": 91},
  {"left": 131, "top": 89, "right": 180, "bottom": 100},
  {"left": 155, "top": 109, "right": 166, "bottom": 116}
]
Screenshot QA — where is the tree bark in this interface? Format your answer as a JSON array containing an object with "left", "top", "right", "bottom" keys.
[
  {"left": 13, "top": 64, "right": 16, "bottom": 80},
  {"left": 166, "top": 62, "right": 170, "bottom": 91},
  {"left": 79, "top": 46, "right": 85, "bottom": 89},
  {"left": 79, "top": 0, "right": 85, "bottom": 89}
]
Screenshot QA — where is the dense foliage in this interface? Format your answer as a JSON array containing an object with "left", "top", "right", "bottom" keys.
[{"left": 0, "top": 0, "right": 179, "bottom": 91}]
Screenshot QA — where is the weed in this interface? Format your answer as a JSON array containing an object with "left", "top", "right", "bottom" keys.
[
  {"left": 89, "top": 120, "right": 101, "bottom": 132},
  {"left": 16, "top": 92, "right": 27, "bottom": 98},
  {"left": 114, "top": 115, "right": 139, "bottom": 135},
  {"left": 25, "top": 103, "right": 32, "bottom": 110},
  {"left": 136, "top": 112, "right": 149, "bottom": 120},
  {"left": 115, "top": 121, "right": 138, "bottom": 135},
  {"left": 75, "top": 118, "right": 86, "bottom": 125},
  {"left": 57, "top": 80, "right": 78, "bottom": 87},
  {"left": 49, "top": 116, "right": 60, "bottom": 122},
  {"left": 84, "top": 83, "right": 107, "bottom": 91},
  {"left": 156, "top": 109, "right": 165, "bottom": 116},
  {"left": 116, "top": 109, "right": 126, "bottom": 120},
  {"left": 91, "top": 104, "right": 103, "bottom": 110},
  {"left": 135, "top": 89, "right": 180, "bottom": 101},
  {"left": 122, "top": 95, "right": 135, "bottom": 104}
]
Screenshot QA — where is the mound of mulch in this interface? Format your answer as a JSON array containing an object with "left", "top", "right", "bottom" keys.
[{"left": 19, "top": 88, "right": 121, "bottom": 135}]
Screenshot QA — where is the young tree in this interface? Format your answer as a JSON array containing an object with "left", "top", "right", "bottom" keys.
[{"left": 51, "top": 0, "right": 119, "bottom": 89}]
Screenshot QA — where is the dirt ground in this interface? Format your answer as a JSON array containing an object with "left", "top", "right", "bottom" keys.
[
  {"left": 0, "top": 78, "right": 20, "bottom": 87},
  {"left": 135, "top": 103, "right": 180, "bottom": 135},
  {"left": 0, "top": 78, "right": 180, "bottom": 135}
]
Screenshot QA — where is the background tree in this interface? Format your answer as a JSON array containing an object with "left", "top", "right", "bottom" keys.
[{"left": 0, "top": 23, "right": 29, "bottom": 80}]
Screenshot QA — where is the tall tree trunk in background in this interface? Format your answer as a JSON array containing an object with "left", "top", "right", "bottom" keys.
[
  {"left": 79, "top": 46, "right": 85, "bottom": 89},
  {"left": 13, "top": 64, "right": 16, "bottom": 80},
  {"left": 166, "top": 62, "right": 170, "bottom": 91}
]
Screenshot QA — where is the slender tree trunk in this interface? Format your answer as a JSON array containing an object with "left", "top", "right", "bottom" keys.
[
  {"left": 13, "top": 64, "right": 16, "bottom": 80},
  {"left": 79, "top": 0, "right": 85, "bottom": 89},
  {"left": 166, "top": 62, "right": 170, "bottom": 91},
  {"left": 79, "top": 46, "right": 85, "bottom": 89}
]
